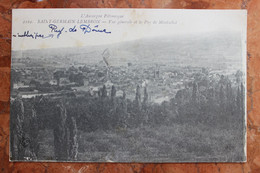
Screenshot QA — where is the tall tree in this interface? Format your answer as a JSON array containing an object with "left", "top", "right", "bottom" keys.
[
  {"left": 75, "top": 73, "right": 84, "bottom": 86},
  {"left": 135, "top": 85, "right": 141, "bottom": 110},
  {"left": 28, "top": 106, "right": 39, "bottom": 159},
  {"left": 192, "top": 82, "right": 199, "bottom": 103},
  {"left": 101, "top": 85, "right": 107, "bottom": 98},
  {"left": 53, "top": 101, "right": 68, "bottom": 160},
  {"left": 143, "top": 86, "right": 148, "bottom": 108},
  {"left": 226, "top": 83, "right": 232, "bottom": 101},
  {"left": 111, "top": 85, "right": 117, "bottom": 110},
  {"left": 219, "top": 85, "right": 224, "bottom": 103},
  {"left": 235, "top": 70, "right": 243, "bottom": 84},
  {"left": 53, "top": 71, "right": 64, "bottom": 87},
  {"left": 67, "top": 116, "right": 78, "bottom": 160},
  {"left": 111, "top": 85, "right": 116, "bottom": 98},
  {"left": 10, "top": 99, "right": 25, "bottom": 160},
  {"left": 123, "top": 90, "right": 126, "bottom": 100}
]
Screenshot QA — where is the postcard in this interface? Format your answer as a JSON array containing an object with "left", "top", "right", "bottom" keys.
[{"left": 10, "top": 9, "right": 247, "bottom": 162}]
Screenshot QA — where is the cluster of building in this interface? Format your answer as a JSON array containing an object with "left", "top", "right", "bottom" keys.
[{"left": 11, "top": 56, "right": 242, "bottom": 104}]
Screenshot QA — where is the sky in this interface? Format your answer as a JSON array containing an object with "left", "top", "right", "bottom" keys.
[{"left": 12, "top": 9, "right": 247, "bottom": 51}]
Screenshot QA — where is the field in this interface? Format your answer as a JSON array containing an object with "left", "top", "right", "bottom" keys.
[{"left": 37, "top": 118, "right": 244, "bottom": 162}]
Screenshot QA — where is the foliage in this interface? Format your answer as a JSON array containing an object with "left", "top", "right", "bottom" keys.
[{"left": 10, "top": 72, "right": 245, "bottom": 161}]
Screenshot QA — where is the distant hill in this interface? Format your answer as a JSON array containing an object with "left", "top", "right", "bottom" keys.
[{"left": 12, "top": 32, "right": 242, "bottom": 69}]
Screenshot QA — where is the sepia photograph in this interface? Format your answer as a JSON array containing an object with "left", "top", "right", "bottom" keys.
[{"left": 10, "top": 9, "right": 247, "bottom": 162}]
